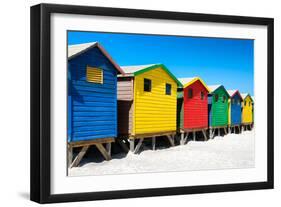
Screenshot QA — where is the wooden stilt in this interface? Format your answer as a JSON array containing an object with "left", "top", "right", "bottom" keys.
[
  {"left": 224, "top": 127, "right": 227, "bottom": 135},
  {"left": 193, "top": 131, "right": 196, "bottom": 141},
  {"left": 180, "top": 133, "right": 185, "bottom": 145},
  {"left": 95, "top": 143, "right": 111, "bottom": 161},
  {"left": 167, "top": 135, "right": 175, "bottom": 146},
  {"left": 152, "top": 136, "right": 156, "bottom": 151},
  {"left": 70, "top": 145, "right": 89, "bottom": 168},
  {"left": 129, "top": 139, "right": 134, "bottom": 152},
  {"left": 218, "top": 128, "right": 220, "bottom": 136},
  {"left": 202, "top": 130, "right": 207, "bottom": 141},
  {"left": 183, "top": 132, "right": 189, "bottom": 144},
  {"left": 116, "top": 139, "right": 129, "bottom": 153},
  {"left": 106, "top": 143, "right": 111, "bottom": 156},
  {"left": 68, "top": 145, "right": 73, "bottom": 168},
  {"left": 134, "top": 138, "right": 144, "bottom": 154}
]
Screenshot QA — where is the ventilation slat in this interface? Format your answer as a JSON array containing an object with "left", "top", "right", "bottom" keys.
[{"left": 86, "top": 66, "right": 103, "bottom": 84}]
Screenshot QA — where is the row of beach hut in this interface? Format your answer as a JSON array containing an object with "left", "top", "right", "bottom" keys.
[{"left": 67, "top": 42, "right": 254, "bottom": 167}]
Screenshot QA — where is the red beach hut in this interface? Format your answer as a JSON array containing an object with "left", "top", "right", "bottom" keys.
[{"left": 177, "top": 77, "right": 210, "bottom": 144}]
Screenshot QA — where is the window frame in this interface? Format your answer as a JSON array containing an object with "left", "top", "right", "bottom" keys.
[
  {"left": 143, "top": 78, "right": 152, "bottom": 92},
  {"left": 200, "top": 91, "right": 204, "bottom": 100},
  {"left": 165, "top": 83, "right": 172, "bottom": 95},
  {"left": 214, "top": 94, "right": 219, "bottom": 102},
  {"left": 187, "top": 88, "right": 193, "bottom": 99}
]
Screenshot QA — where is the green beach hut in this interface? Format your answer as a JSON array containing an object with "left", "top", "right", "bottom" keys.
[{"left": 208, "top": 85, "right": 230, "bottom": 138}]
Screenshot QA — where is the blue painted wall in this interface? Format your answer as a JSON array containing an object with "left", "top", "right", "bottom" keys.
[
  {"left": 68, "top": 47, "right": 118, "bottom": 142},
  {"left": 230, "top": 93, "right": 242, "bottom": 126}
]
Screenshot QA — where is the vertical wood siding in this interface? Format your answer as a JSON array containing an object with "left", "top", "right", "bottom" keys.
[
  {"left": 229, "top": 93, "right": 242, "bottom": 125},
  {"left": 242, "top": 96, "right": 253, "bottom": 124},
  {"left": 183, "top": 80, "right": 208, "bottom": 129},
  {"left": 117, "top": 77, "right": 134, "bottom": 135},
  {"left": 208, "top": 87, "right": 229, "bottom": 127},
  {"left": 68, "top": 47, "right": 118, "bottom": 142},
  {"left": 133, "top": 67, "right": 177, "bottom": 135}
]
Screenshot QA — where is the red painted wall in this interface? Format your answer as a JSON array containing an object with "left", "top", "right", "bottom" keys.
[{"left": 183, "top": 80, "right": 208, "bottom": 129}]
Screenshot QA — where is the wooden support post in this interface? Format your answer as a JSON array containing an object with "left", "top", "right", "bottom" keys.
[
  {"left": 95, "top": 143, "right": 111, "bottom": 161},
  {"left": 224, "top": 127, "right": 227, "bottom": 135},
  {"left": 70, "top": 145, "right": 89, "bottom": 168},
  {"left": 218, "top": 128, "right": 220, "bottom": 136},
  {"left": 68, "top": 145, "right": 73, "bottom": 168},
  {"left": 202, "top": 130, "right": 207, "bottom": 141},
  {"left": 193, "top": 131, "right": 196, "bottom": 141},
  {"left": 117, "top": 139, "right": 129, "bottom": 153},
  {"left": 129, "top": 139, "right": 134, "bottom": 152},
  {"left": 152, "top": 136, "right": 156, "bottom": 151},
  {"left": 106, "top": 143, "right": 111, "bottom": 156},
  {"left": 134, "top": 138, "right": 144, "bottom": 154},
  {"left": 180, "top": 133, "right": 185, "bottom": 145},
  {"left": 183, "top": 132, "right": 189, "bottom": 144},
  {"left": 167, "top": 135, "right": 175, "bottom": 146}
]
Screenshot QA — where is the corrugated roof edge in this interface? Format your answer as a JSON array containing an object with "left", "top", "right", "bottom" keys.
[
  {"left": 209, "top": 85, "right": 230, "bottom": 97},
  {"left": 227, "top": 89, "right": 243, "bottom": 100},
  {"left": 133, "top": 64, "right": 183, "bottom": 87},
  {"left": 68, "top": 42, "right": 125, "bottom": 75},
  {"left": 241, "top": 93, "right": 254, "bottom": 102},
  {"left": 180, "top": 77, "right": 210, "bottom": 92}
]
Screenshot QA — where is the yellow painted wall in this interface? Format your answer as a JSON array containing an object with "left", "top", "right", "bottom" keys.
[
  {"left": 242, "top": 96, "right": 253, "bottom": 124},
  {"left": 133, "top": 67, "right": 177, "bottom": 135}
]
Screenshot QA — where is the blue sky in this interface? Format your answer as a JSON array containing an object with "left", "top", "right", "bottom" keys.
[{"left": 68, "top": 31, "right": 254, "bottom": 95}]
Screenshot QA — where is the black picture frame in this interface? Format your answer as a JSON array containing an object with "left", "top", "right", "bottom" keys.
[{"left": 30, "top": 3, "right": 274, "bottom": 204}]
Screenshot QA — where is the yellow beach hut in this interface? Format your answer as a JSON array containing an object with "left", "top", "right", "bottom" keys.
[
  {"left": 117, "top": 64, "right": 182, "bottom": 153},
  {"left": 241, "top": 93, "right": 254, "bottom": 130}
]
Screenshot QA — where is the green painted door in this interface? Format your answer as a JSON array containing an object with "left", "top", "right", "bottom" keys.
[
  {"left": 211, "top": 87, "right": 229, "bottom": 127},
  {"left": 177, "top": 92, "right": 184, "bottom": 130}
]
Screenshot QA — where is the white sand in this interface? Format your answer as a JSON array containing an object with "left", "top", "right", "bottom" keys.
[{"left": 69, "top": 130, "right": 255, "bottom": 176}]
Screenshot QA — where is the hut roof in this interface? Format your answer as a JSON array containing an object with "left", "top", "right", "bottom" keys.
[
  {"left": 241, "top": 93, "right": 254, "bottom": 102},
  {"left": 208, "top": 85, "right": 230, "bottom": 97},
  {"left": 227, "top": 89, "right": 243, "bottom": 100},
  {"left": 178, "top": 77, "right": 210, "bottom": 92},
  {"left": 68, "top": 42, "right": 124, "bottom": 74},
  {"left": 120, "top": 64, "right": 182, "bottom": 86}
]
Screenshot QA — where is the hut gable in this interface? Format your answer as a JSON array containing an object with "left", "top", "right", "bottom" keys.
[
  {"left": 227, "top": 90, "right": 243, "bottom": 126},
  {"left": 241, "top": 93, "right": 253, "bottom": 124},
  {"left": 68, "top": 42, "right": 122, "bottom": 142},
  {"left": 118, "top": 64, "right": 180, "bottom": 135},
  {"left": 208, "top": 85, "right": 230, "bottom": 127},
  {"left": 178, "top": 77, "right": 209, "bottom": 130}
]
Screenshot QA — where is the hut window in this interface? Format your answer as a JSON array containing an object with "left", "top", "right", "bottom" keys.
[
  {"left": 188, "top": 89, "right": 193, "bottom": 98},
  {"left": 237, "top": 100, "right": 240, "bottom": 105},
  {"left": 166, "top": 83, "right": 172, "bottom": 95},
  {"left": 200, "top": 91, "right": 204, "bottom": 100},
  {"left": 222, "top": 95, "right": 226, "bottom": 103},
  {"left": 244, "top": 100, "right": 247, "bottom": 106},
  {"left": 249, "top": 102, "right": 251, "bottom": 106},
  {"left": 214, "top": 94, "right": 218, "bottom": 102},
  {"left": 86, "top": 66, "right": 103, "bottom": 84},
  {"left": 144, "top": 78, "right": 151, "bottom": 92}
]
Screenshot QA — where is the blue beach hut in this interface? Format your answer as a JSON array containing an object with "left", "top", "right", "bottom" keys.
[
  {"left": 227, "top": 90, "right": 243, "bottom": 133},
  {"left": 67, "top": 42, "right": 124, "bottom": 167}
]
